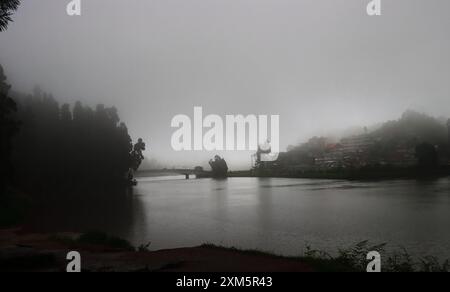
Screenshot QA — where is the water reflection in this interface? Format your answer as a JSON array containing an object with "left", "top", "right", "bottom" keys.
[
  {"left": 29, "top": 176, "right": 450, "bottom": 260},
  {"left": 27, "top": 188, "right": 145, "bottom": 242},
  {"left": 129, "top": 177, "right": 450, "bottom": 260}
]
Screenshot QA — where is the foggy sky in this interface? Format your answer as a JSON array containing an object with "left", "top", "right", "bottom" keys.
[{"left": 1, "top": 0, "right": 450, "bottom": 169}]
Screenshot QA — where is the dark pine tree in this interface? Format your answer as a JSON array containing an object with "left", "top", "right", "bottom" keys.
[{"left": 0, "top": 64, "right": 19, "bottom": 194}]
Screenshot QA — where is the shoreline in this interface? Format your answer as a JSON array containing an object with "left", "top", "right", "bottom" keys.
[
  {"left": 1, "top": 228, "right": 448, "bottom": 272},
  {"left": 228, "top": 167, "right": 450, "bottom": 181},
  {"left": 138, "top": 166, "right": 450, "bottom": 181},
  {"left": 0, "top": 228, "right": 313, "bottom": 272}
]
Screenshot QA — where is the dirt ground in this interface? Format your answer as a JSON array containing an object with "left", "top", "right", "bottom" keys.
[{"left": 0, "top": 228, "right": 312, "bottom": 272}]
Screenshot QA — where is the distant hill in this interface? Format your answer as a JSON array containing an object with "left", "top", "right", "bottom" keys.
[
  {"left": 280, "top": 111, "right": 449, "bottom": 168},
  {"left": 371, "top": 110, "right": 448, "bottom": 147}
]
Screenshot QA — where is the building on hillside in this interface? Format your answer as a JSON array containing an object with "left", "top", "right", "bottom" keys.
[
  {"left": 340, "top": 135, "right": 375, "bottom": 154},
  {"left": 314, "top": 144, "right": 344, "bottom": 169},
  {"left": 315, "top": 135, "right": 376, "bottom": 169}
]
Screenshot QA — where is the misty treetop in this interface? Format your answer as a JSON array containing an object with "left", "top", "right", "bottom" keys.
[{"left": 6, "top": 79, "right": 145, "bottom": 194}]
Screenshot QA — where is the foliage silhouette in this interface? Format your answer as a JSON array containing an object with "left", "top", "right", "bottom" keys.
[
  {"left": 0, "top": 65, "right": 146, "bottom": 196},
  {"left": 209, "top": 155, "right": 228, "bottom": 178},
  {"left": 131, "top": 138, "right": 146, "bottom": 171},
  {"left": 0, "top": 0, "right": 20, "bottom": 31},
  {"left": 0, "top": 64, "right": 20, "bottom": 194}
]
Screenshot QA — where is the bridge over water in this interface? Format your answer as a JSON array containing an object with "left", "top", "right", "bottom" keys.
[{"left": 135, "top": 169, "right": 211, "bottom": 179}]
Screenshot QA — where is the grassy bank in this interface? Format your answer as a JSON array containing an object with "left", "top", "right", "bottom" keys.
[
  {"left": 200, "top": 241, "right": 450, "bottom": 272},
  {"left": 1, "top": 229, "right": 448, "bottom": 272}
]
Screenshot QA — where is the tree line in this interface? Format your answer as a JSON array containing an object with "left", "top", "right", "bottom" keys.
[{"left": 1, "top": 64, "right": 146, "bottom": 197}]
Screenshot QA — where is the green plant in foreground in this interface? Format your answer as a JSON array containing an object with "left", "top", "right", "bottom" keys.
[
  {"left": 137, "top": 242, "right": 152, "bottom": 252},
  {"left": 303, "top": 241, "right": 449, "bottom": 272}
]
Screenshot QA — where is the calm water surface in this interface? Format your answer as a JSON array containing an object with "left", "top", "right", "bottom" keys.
[{"left": 119, "top": 176, "right": 450, "bottom": 259}]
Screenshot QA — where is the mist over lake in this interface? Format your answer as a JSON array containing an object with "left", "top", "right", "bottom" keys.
[{"left": 2, "top": 0, "right": 450, "bottom": 273}]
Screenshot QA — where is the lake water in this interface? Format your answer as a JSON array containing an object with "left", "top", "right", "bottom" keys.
[
  {"left": 120, "top": 176, "right": 450, "bottom": 259},
  {"left": 30, "top": 176, "right": 450, "bottom": 260}
]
